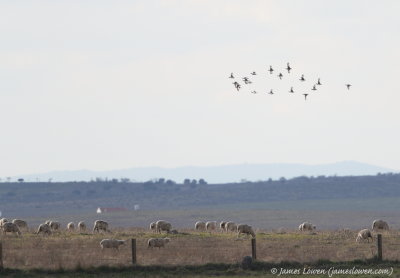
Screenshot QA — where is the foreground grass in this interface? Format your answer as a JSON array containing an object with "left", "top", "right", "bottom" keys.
[
  {"left": 1, "top": 260, "right": 400, "bottom": 278},
  {"left": 2, "top": 229, "right": 400, "bottom": 269}
]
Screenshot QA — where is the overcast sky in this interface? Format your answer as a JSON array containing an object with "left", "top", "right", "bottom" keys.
[{"left": 1, "top": 1, "right": 399, "bottom": 177}]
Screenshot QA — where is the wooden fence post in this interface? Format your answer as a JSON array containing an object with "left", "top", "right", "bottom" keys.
[
  {"left": 251, "top": 238, "right": 257, "bottom": 260},
  {"left": 0, "top": 241, "right": 3, "bottom": 270},
  {"left": 131, "top": 238, "right": 137, "bottom": 265},
  {"left": 377, "top": 234, "right": 382, "bottom": 261}
]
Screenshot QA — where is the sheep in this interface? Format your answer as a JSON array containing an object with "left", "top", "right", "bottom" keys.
[
  {"left": 237, "top": 224, "right": 256, "bottom": 238},
  {"left": 93, "top": 220, "right": 109, "bottom": 233},
  {"left": 100, "top": 239, "right": 126, "bottom": 250},
  {"left": 49, "top": 221, "right": 61, "bottom": 231},
  {"left": 195, "top": 221, "right": 206, "bottom": 231},
  {"left": 155, "top": 220, "right": 172, "bottom": 233},
  {"left": 67, "top": 222, "right": 75, "bottom": 232},
  {"left": 147, "top": 237, "right": 170, "bottom": 249},
  {"left": 356, "top": 229, "right": 373, "bottom": 243},
  {"left": 78, "top": 221, "right": 86, "bottom": 232},
  {"left": 2, "top": 222, "right": 21, "bottom": 236},
  {"left": 299, "top": 222, "right": 316, "bottom": 231},
  {"left": 206, "top": 221, "right": 217, "bottom": 232},
  {"left": 149, "top": 222, "right": 157, "bottom": 232},
  {"left": 225, "top": 221, "right": 237, "bottom": 232},
  {"left": 372, "top": 219, "right": 389, "bottom": 231},
  {"left": 12, "top": 219, "right": 28, "bottom": 230},
  {"left": 37, "top": 223, "right": 52, "bottom": 235},
  {"left": 0, "top": 218, "right": 9, "bottom": 227},
  {"left": 219, "top": 221, "right": 227, "bottom": 232}
]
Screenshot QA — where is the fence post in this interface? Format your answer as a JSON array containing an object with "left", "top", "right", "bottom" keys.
[
  {"left": 377, "top": 234, "right": 382, "bottom": 261},
  {"left": 251, "top": 238, "right": 257, "bottom": 260},
  {"left": 0, "top": 241, "right": 3, "bottom": 270},
  {"left": 131, "top": 238, "right": 137, "bottom": 265}
]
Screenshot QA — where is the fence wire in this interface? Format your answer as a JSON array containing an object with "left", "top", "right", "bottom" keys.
[{"left": 0, "top": 230, "right": 399, "bottom": 269}]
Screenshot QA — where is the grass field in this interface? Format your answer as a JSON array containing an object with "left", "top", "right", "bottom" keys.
[
  {"left": 1, "top": 227, "right": 400, "bottom": 277},
  {"left": 1, "top": 262, "right": 400, "bottom": 278}
]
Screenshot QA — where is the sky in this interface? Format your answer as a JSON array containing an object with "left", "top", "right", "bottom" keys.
[{"left": 1, "top": 1, "right": 400, "bottom": 177}]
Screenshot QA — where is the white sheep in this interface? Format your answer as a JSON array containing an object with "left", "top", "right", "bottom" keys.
[
  {"left": 67, "top": 222, "right": 75, "bottom": 232},
  {"left": 237, "top": 224, "right": 256, "bottom": 238},
  {"left": 12, "top": 219, "right": 28, "bottom": 230},
  {"left": 93, "top": 220, "right": 109, "bottom": 233},
  {"left": 149, "top": 222, "right": 157, "bottom": 232},
  {"left": 0, "top": 218, "right": 9, "bottom": 227},
  {"left": 2, "top": 222, "right": 21, "bottom": 236},
  {"left": 78, "top": 221, "right": 86, "bottom": 232},
  {"left": 100, "top": 239, "right": 126, "bottom": 249},
  {"left": 37, "top": 223, "right": 52, "bottom": 235},
  {"left": 372, "top": 219, "right": 389, "bottom": 231},
  {"left": 225, "top": 221, "right": 237, "bottom": 232},
  {"left": 206, "top": 221, "right": 217, "bottom": 232},
  {"left": 49, "top": 221, "right": 61, "bottom": 231},
  {"left": 195, "top": 221, "right": 206, "bottom": 231},
  {"left": 299, "top": 222, "right": 316, "bottom": 231},
  {"left": 356, "top": 229, "right": 373, "bottom": 243},
  {"left": 147, "top": 237, "right": 170, "bottom": 249},
  {"left": 219, "top": 221, "right": 227, "bottom": 232},
  {"left": 155, "top": 220, "right": 172, "bottom": 233}
]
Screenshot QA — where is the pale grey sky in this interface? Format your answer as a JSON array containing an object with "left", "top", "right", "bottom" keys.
[{"left": 1, "top": 1, "right": 399, "bottom": 177}]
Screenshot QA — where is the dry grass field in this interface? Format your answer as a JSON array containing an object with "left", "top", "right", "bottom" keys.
[{"left": 1, "top": 227, "right": 400, "bottom": 270}]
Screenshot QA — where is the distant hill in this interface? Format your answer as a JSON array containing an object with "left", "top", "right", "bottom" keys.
[{"left": 14, "top": 161, "right": 394, "bottom": 183}]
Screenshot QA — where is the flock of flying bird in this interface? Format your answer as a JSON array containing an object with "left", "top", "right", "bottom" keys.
[{"left": 229, "top": 63, "right": 352, "bottom": 100}]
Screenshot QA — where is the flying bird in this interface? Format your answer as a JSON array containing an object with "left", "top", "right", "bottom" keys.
[
  {"left": 268, "top": 89, "right": 274, "bottom": 95},
  {"left": 229, "top": 73, "right": 234, "bottom": 79},
  {"left": 233, "top": 82, "right": 241, "bottom": 91},
  {"left": 300, "top": 74, "right": 305, "bottom": 81},
  {"left": 303, "top": 93, "right": 308, "bottom": 100},
  {"left": 269, "top": 66, "right": 274, "bottom": 74},
  {"left": 278, "top": 73, "right": 283, "bottom": 79},
  {"left": 346, "top": 84, "right": 352, "bottom": 90},
  {"left": 312, "top": 85, "right": 317, "bottom": 91},
  {"left": 251, "top": 90, "right": 257, "bottom": 94},
  {"left": 250, "top": 71, "right": 257, "bottom": 75},
  {"left": 286, "top": 63, "right": 292, "bottom": 73},
  {"left": 289, "top": 87, "right": 294, "bottom": 93},
  {"left": 242, "top": 77, "right": 252, "bottom": 84},
  {"left": 317, "top": 78, "right": 322, "bottom": 85}
]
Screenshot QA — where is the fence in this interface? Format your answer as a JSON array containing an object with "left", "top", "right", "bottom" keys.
[{"left": 0, "top": 233, "right": 393, "bottom": 270}]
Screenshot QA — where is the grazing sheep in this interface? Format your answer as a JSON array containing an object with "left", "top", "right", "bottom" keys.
[
  {"left": 155, "top": 220, "right": 172, "bottom": 233},
  {"left": 2, "top": 222, "right": 21, "bottom": 236},
  {"left": 78, "top": 221, "right": 86, "bottom": 232},
  {"left": 93, "top": 220, "right": 109, "bottom": 233},
  {"left": 219, "top": 221, "right": 227, "bottom": 232},
  {"left": 0, "top": 218, "right": 9, "bottom": 227},
  {"left": 49, "top": 221, "right": 61, "bottom": 231},
  {"left": 147, "top": 237, "right": 170, "bottom": 249},
  {"left": 206, "top": 221, "right": 217, "bottom": 232},
  {"left": 37, "top": 223, "right": 52, "bottom": 235},
  {"left": 237, "top": 224, "right": 256, "bottom": 238},
  {"left": 195, "top": 221, "right": 206, "bottom": 231},
  {"left": 12, "top": 219, "right": 28, "bottom": 230},
  {"left": 67, "top": 222, "right": 75, "bottom": 231},
  {"left": 225, "top": 221, "right": 237, "bottom": 232},
  {"left": 356, "top": 229, "right": 373, "bottom": 243},
  {"left": 299, "top": 222, "right": 316, "bottom": 231},
  {"left": 100, "top": 239, "right": 126, "bottom": 250},
  {"left": 372, "top": 219, "right": 389, "bottom": 231},
  {"left": 149, "top": 222, "right": 157, "bottom": 232}
]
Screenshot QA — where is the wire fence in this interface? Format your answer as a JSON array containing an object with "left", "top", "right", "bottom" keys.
[{"left": 0, "top": 230, "right": 398, "bottom": 270}]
